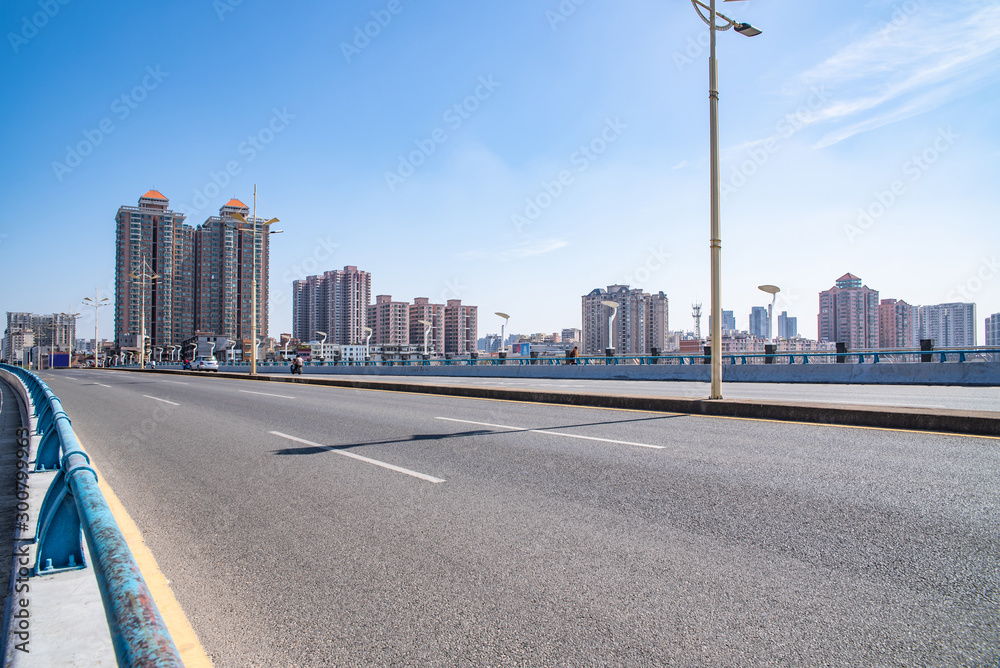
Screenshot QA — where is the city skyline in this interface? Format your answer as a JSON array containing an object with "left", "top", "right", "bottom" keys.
[{"left": 2, "top": 1, "right": 999, "bottom": 344}]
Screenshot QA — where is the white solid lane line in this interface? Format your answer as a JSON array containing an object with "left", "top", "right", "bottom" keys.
[
  {"left": 269, "top": 431, "right": 445, "bottom": 484},
  {"left": 239, "top": 389, "right": 295, "bottom": 399},
  {"left": 95, "top": 383, "right": 112, "bottom": 388},
  {"left": 142, "top": 395, "right": 180, "bottom": 406},
  {"left": 435, "top": 417, "right": 665, "bottom": 450},
  {"left": 160, "top": 380, "right": 189, "bottom": 385}
]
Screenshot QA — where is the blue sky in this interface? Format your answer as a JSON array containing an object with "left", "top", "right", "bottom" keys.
[{"left": 2, "top": 0, "right": 999, "bottom": 343}]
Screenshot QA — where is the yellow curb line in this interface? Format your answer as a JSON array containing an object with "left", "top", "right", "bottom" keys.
[{"left": 92, "top": 463, "right": 213, "bottom": 667}]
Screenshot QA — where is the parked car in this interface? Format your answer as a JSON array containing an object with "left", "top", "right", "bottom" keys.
[{"left": 193, "top": 355, "right": 219, "bottom": 372}]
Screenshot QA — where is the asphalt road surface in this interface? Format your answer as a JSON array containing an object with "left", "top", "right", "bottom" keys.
[{"left": 38, "top": 369, "right": 1000, "bottom": 667}]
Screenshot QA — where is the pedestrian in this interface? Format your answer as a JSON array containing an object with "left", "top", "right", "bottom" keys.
[
  {"left": 292, "top": 356, "right": 304, "bottom": 375},
  {"left": 569, "top": 346, "right": 579, "bottom": 365}
]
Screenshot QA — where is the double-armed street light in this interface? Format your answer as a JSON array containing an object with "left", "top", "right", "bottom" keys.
[
  {"left": 83, "top": 288, "right": 110, "bottom": 367},
  {"left": 129, "top": 255, "right": 160, "bottom": 370},
  {"left": 227, "top": 185, "right": 281, "bottom": 376},
  {"left": 689, "top": 0, "right": 762, "bottom": 399}
]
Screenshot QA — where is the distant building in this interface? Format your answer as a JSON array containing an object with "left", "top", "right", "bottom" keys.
[
  {"left": 292, "top": 266, "right": 371, "bottom": 345},
  {"left": 818, "top": 272, "right": 879, "bottom": 349},
  {"left": 367, "top": 295, "right": 409, "bottom": 346},
  {"left": 115, "top": 190, "right": 191, "bottom": 350},
  {"left": 561, "top": 328, "right": 581, "bottom": 345},
  {"left": 409, "top": 298, "right": 445, "bottom": 355},
  {"left": 193, "top": 199, "right": 269, "bottom": 348},
  {"left": 4, "top": 312, "right": 75, "bottom": 364},
  {"left": 581, "top": 286, "right": 668, "bottom": 355},
  {"left": 777, "top": 311, "right": 797, "bottom": 340},
  {"left": 444, "top": 299, "right": 478, "bottom": 355},
  {"left": 879, "top": 299, "right": 917, "bottom": 349},
  {"left": 708, "top": 310, "right": 736, "bottom": 334},
  {"left": 987, "top": 313, "right": 1000, "bottom": 347},
  {"left": 917, "top": 302, "right": 976, "bottom": 347},
  {"left": 749, "top": 306, "right": 769, "bottom": 340}
]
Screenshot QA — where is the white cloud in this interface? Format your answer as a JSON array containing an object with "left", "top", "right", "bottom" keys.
[
  {"left": 497, "top": 238, "right": 569, "bottom": 261},
  {"left": 794, "top": 2, "right": 1000, "bottom": 146}
]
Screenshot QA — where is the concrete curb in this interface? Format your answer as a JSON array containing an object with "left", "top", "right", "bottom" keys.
[{"left": 113, "top": 368, "right": 1000, "bottom": 438}]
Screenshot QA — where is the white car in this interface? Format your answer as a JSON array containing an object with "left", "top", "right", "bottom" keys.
[{"left": 193, "top": 355, "right": 219, "bottom": 372}]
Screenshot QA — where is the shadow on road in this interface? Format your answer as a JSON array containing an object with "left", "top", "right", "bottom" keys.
[{"left": 271, "top": 414, "right": 685, "bottom": 455}]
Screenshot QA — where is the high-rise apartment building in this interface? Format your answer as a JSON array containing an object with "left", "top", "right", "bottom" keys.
[
  {"left": 749, "top": 306, "right": 769, "bottom": 339},
  {"left": 115, "top": 190, "right": 190, "bottom": 350},
  {"left": 367, "top": 295, "right": 410, "bottom": 345},
  {"left": 444, "top": 299, "right": 478, "bottom": 355},
  {"left": 581, "top": 286, "right": 668, "bottom": 355},
  {"left": 817, "top": 273, "right": 880, "bottom": 349},
  {"left": 777, "top": 311, "right": 797, "bottom": 340},
  {"left": 292, "top": 266, "right": 371, "bottom": 344},
  {"left": 917, "top": 302, "right": 976, "bottom": 347},
  {"left": 408, "top": 298, "right": 445, "bottom": 354},
  {"left": 193, "top": 199, "right": 270, "bottom": 346},
  {"left": 115, "top": 191, "right": 269, "bottom": 354},
  {"left": 986, "top": 313, "right": 1000, "bottom": 347},
  {"left": 879, "top": 299, "right": 916, "bottom": 349}
]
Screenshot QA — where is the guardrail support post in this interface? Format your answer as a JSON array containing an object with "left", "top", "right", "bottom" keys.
[
  {"left": 921, "top": 338, "right": 934, "bottom": 363},
  {"left": 836, "top": 342, "right": 847, "bottom": 363},
  {"left": 34, "top": 468, "right": 87, "bottom": 574}
]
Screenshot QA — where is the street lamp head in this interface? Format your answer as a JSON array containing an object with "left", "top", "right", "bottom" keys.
[
  {"left": 734, "top": 22, "right": 762, "bottom": 36},
  {"left": 418, "top": 319, "right": 432, "bottom": 327},
  {"left": 362, "top": 327, "right": 372, "bottom": 334},
  {"left": 757, "top": 284, "right": 780, "bottom": 295},
  {"left": 600, "top": 300, "right": 619, "bottom": 310},
  {"left": 495, "top": 312, "right": 510, "bottom": 320}
]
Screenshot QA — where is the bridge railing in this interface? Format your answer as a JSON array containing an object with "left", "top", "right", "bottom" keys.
[
  {"left": 0, "top": 364, "right": 183, "bottom": 667},
  {"left": 110, "top": 345, "right": 1000, "bottom": 369}
]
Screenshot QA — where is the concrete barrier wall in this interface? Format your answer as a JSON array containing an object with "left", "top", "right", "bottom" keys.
[{"left": 210, "top": 361, "right": 1000, "bottom": 386}]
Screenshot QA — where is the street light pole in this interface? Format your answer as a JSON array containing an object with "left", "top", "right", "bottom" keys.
[
  {"left": 601, "top": 300, "right": 619, "bottom": 356},
  {"left": 229, "top": 188, "right": 279, "bottom": 377},
  {"left": 419, "top": 320, "right": 432, "bottom": 359},
  {"left": 758, "top": 284, "right": 780, "bottom": 343},
  {"left": 690, "top": 0, "right": 762, "bottom": 399},
  {"left": 83, "top": 288, "right": 109, "bottom": 367},
  {"left": 494, "top": 312, "right": 509, "bottom": 357},
  {"left": 129, "top": 254, "right": 160, "bottom": 370}
]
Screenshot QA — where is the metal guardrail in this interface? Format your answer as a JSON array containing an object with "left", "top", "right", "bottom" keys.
[
  {"left": 0, "top": 364, "right": 183, "bottom": 667},
  {"left": 120, "top": 346, "right": 1000, "bottom": 369}
]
